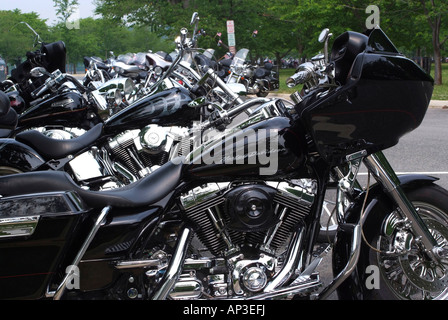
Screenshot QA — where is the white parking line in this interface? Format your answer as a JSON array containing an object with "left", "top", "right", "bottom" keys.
[{"left": 359, "top": 172, "right": 448, "bottom": 176}]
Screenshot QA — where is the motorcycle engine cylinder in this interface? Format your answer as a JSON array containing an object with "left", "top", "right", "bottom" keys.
[{"left": 140, "top": 125, "right": 169, "bottom": 154}]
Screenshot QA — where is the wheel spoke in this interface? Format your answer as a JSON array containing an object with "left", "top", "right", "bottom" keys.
[{"left": 375, "top": 201, "right": 448, "bottom": 300}]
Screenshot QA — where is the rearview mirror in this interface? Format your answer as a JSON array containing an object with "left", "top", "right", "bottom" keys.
[
  {"left": 190, "top": 12, "right": 199, "bottom": 26},
  {"left": 318, "top": 28, "right": 330, "bottom": 43},
  {"left": 30, "top": 67, "right": 48, "bottom": 78}
]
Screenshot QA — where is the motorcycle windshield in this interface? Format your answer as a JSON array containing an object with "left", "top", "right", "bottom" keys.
[
  {"left": 231, "top": 48, "right": 249, "bottom": 68},
  {"left": 366, "top": 27, "right": 399, "bottom": 54},
  {"left": 117, "top": 53, "right": 135, "bottom": 64}
]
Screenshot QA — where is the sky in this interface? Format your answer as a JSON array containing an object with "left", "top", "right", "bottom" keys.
[{"left": 0, "top": 0, "right": 98, "bottom": 25}]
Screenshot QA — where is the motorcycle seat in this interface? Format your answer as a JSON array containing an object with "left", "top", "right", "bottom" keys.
[
  {"left": 0, "top": 157, "right": 185, "bottom": 209},
  {"left": 0, "top": 109, "right": 18, "bottom": 138},
  {"left": 15, "top": 123, "right": 104, "bottom": 160}
]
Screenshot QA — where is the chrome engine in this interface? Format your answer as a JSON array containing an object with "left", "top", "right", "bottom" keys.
[
  {"left": 167, "top": 180, "right": 320, "bottom": 299},
  {"left": 69, "top": 124, "right": 189, "bottom": 188}
]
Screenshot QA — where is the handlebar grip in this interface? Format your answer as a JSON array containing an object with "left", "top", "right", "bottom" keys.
[
  {"left": 31, "top": 83, "right": 49, "bottom": 98},
  {"left": 286, "top": 70, "right": 312, "bottom": 88}
]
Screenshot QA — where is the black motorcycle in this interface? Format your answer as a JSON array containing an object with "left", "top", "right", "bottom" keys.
[
  {"left": 1, "top": 26, "right": 447, "bottom": 301},
  {"left": 0, "top": 40, "right": 102, "bottom": 135}
]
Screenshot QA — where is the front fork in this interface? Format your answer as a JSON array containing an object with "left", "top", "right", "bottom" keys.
[
  {"left": 363, "top": 152, "right": 441, "bottom": 257},
  {"left": 318, "top": 150, "right": 444, "bottom": 299}
]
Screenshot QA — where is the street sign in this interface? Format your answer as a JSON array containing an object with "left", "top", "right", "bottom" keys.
[
  {"left": 228, "top": 33, "right": 236, "bottom": 46},
  {"left": 226, "top": 20, "right": 234, "bottom": 33},
  {"left": 227, "top": 20, "right": 236, "bottom": 54}
]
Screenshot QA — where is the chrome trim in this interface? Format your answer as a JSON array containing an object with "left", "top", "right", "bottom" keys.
[
  {"left": 169, "top": 274, "right": 203, "bottom": 300},
  {"left": 262, "top": 207, "right": 288, "bottom": 248},
  {"left": 317, "top": 224, "right": 361, "bottom": 300},
  {"left": 69, "top": 150, "right": 104, "bottom": 181},
  {"left": 52, "top": 206, "right": 111, "bottom": 300},
  {"left": 229, "top": 253, "right": 277, "bottom": 296},
  {"left": 180, "top": 183, "right": 223, "bottom": 210},
  {"left": 0, "top": 216, "right": 40, "bottom": 239},
  {"left": 183, "top": 258, "right": 212, "bottom": 270},
  {"left": 151, "top": 227, "right": 192, "bottom": 300},
  {"left": 263, "top": 228, "right": 304, "bottom": 292},
  {"left": 275, "top": 181, "right": 315, "bottom": 207},
  {"left": 245, "top": 273, "right": 321, "bottom": 300},
  {"left": 115, "top": 259, "right": 162, "bottom": 270}
]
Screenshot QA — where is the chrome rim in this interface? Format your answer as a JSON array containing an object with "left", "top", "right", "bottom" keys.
[{"left": 377, "top": 202, "right": 448, "bottom": 300}]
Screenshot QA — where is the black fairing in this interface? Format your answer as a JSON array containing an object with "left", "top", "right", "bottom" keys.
[
  {"left": 105, "top": 87, "right": 195, "bottom": 134},
  {"left": 10, "top": 41, "right": 66, "bottom": 104},
  {"left": 194, "top": 54, "right": 217, "bottom": 70},
  {"left": 296, "top": 28, "right": 434, "bottom": 165},
  {"left": 40, "top": 41, "right": 67, "bottom": 73}
]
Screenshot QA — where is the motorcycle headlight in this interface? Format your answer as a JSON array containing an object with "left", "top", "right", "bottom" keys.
[
  {"left": 122, "top": 78, "right": 136, "bottom": 103},
  {"left": 106, "top": 89, "right": 122, "bottom": 106}
]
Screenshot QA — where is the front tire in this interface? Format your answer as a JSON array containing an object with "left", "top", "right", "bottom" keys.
[{"left": 356, "top": 184, "right": 448, "bottom": 300}]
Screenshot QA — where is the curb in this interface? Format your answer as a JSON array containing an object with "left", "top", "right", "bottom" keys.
[
  {"left": 270, "top": 93, "right": 448, "bottom": 109},
  {"left": 429, "top": 100, "right": 448, "bottom": 109}
]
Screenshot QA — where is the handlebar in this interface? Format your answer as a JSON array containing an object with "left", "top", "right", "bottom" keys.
[
  {"left": 286, "top": 70, "right": 313, "bottom": 88},
  {"left": 31, "top": 70, "right": 89, "bottom": 99},
  {"left": 201, "top": 97, "right": 272, "bottom": 130},
  {"left": 286, "top": 62, "right": 316, "bottom": 88}
]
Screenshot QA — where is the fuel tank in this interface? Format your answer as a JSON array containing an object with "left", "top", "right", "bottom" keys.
[
  {"left": 104, "top": 87, "right": 195, "bottom": 135},
  {"left": 185, "top": 115, "right": 308, "bottom": 181},
  {"left": 18, "top": 91, "right": 88, "bottom": 129}
]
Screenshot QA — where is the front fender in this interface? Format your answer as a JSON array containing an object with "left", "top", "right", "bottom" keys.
[
  {"left": 332, "top": 174, "right": 439, "bottom": 300},
  {"left": 0, "top": 139, "right": 45, "bottom": 173}
]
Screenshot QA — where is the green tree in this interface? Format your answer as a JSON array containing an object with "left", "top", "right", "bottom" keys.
[
  {"left": 405, "top": 0, "right": 448, "bottom": 85},
  {"left": 0, "top": 10, "right": 50, "bottom": 65}
]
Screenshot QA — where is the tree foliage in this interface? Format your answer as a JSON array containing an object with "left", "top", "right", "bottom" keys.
[
  {"left": 0, "top": 10, "right": 50, "bottom": 63},
  {"left": 2, "top": 1, "right": 447, "bottom": 82}
]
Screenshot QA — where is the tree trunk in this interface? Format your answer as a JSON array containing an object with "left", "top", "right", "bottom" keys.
[{"left": 433, "top": 26, "right": 442, "bottom": 85}]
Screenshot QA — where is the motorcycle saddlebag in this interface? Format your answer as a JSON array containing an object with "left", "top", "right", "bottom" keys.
[
  {"left": 297, "top": 28, "right": 434, "bottom": 164},
  {"left": 0, "top": 191, "right": 88, "bottom": 299}
]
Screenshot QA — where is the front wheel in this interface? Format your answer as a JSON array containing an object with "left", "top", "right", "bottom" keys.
[{"left": 355, "top": 184, "right": 448, "bottom": 300}]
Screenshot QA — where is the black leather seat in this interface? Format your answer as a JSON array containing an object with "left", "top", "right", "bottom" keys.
[
  {"left": 15, "top": 123, "right": 103, "bottom": 160},
  {"left": 0, "top": 158, "right": 185, "bottom": 209}
]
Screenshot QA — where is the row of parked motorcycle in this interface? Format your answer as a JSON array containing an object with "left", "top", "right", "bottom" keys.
[
  {"left": 0, "top": 14, "right": 280, "bottom": 189},
  {"left": 1, "top": 12, "right": 446, "bottom": 301}
]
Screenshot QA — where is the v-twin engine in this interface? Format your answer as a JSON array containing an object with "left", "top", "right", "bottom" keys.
[
  {"left": 169, "top": 180, "right": 319, "bottom": 299},
  {"left": 69, "top": 124, "right": 189, "bottom": 188}
]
